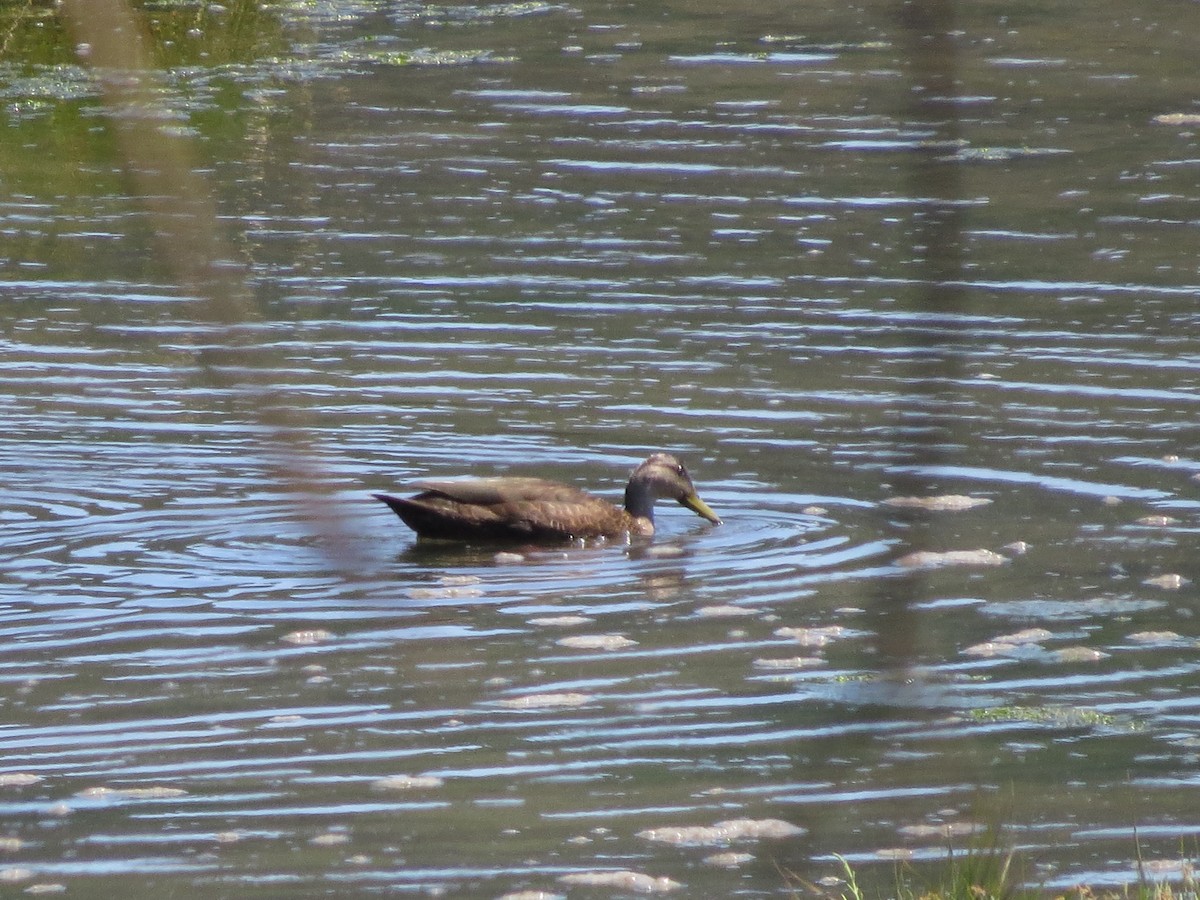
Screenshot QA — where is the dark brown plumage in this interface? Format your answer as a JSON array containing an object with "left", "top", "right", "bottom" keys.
[{"left": 373, "top": 452, "right": 721, "bottom": 543}]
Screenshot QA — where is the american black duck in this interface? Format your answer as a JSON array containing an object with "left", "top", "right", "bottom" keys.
[{"left": 373, "top": 452, "right": 721, "bottom": 542}]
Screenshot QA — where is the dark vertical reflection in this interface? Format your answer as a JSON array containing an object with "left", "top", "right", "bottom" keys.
[
  {"left": 57, "top": 0, "right": 362, "bottom": 568},
  {"left": 872, "top": 0, "right": 968, "bottom": 671},
  {"left": 58, "top": 0, "right": 254, "bottom": 326},
  {"left": 901, "top": 0, "right": 966, "bottom": 295}
]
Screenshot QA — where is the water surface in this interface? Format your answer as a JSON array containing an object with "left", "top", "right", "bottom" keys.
[{"left": 3, "top": 0, "right": 1200, "bottom": 896}]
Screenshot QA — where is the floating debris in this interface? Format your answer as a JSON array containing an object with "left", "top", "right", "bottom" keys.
[
  {"left": 528, "top": 615, "right": 593, "bottom": 627},
  {"left": 309, "top": 831, "right": 349, "bottom": 846},
  {"left": 75, "top": 786, "right": 187, "bottom": 800},
  {"left": 0, "top": 838, "right": 28, "bottom": 852},
  {"left": 752, "top": 656, "right": 823, "bottom": 670},
  {"left": 695, "top": 605, "right": 756, "bottom": 618},
  {"left": 558, "top": 870, "right": 682, "bottom": 893},
  {"left": 1127, "top": 631, "right": 1182, "bottom": 644},
  {"left": 636, "top": 818, "right": 805, "bottom": 846},
  {"left": 555, "top": 634, "right": 637, "bottom": 651},
  {"left": 962, "top": 629, "right": 1050, "bottom": 657},
  {"left": 961, "top": 641, "right": 1022, "bottom": 658},
  {"left": 703, "top": 851, "right": 755, "bottom": 867},
  {"left": 1052, "top": 646, "right": 1110, "bottom": 663},
  {"left": 496, "top": 891, "right": 566, "bottom": 900},
  {"left": 280, "top": 629, "right": 334, "bottom": 645},
  {"left": 1143, "top": 573, "right": 1190, "bottom": 590},
  {"left": 946, "top": 145, "right": 1072, "bottom": 162},
  {"left": 494, "top": 551, "right": 526, "bottom": 564},
  {"left": 498, "top": 692, "right": 593, "bottom": 709},
  {"left": 966, "top": 706, "right": 1119, "bottom": 727},
  {"left": 992, "top": 628, "right": 1053, "bottom": 644},
  {"left": 439, "top": 574, "right": 481, "bottom": 586},
  {"left": 1140, "top": 859, "right": 1191, "bottom": 877},
  {"left": 774, "top": 625, "right": 849, "bottom": 647},
  {"left": 896, "top": 549, "right": 1008, "bottom": 569},
  {"left": 883, "top": 495, "right": 992, "bottom": 511},
  {"left": 371, "top": 774, "right": 445, "bottom": 791},
  {"left": 645, "top": 544, "right": 686, "bottom": 558},
  {"left": 407, "top": 586, "right": 483, "bottom": 600},
  {"left": 1154, "top": 112, "right": 1200, "bottom": 125},
  {"left": 0, "top": 774, "right": 42, "bottom": 787},
  {"left": 329, "top": 46, "right": 512, "bottom": 67},
  {"left": 1134, "top": 515, "right": 1180, "bottom": 527}
]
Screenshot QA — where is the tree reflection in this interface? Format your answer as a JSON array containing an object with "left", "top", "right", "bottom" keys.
[{"left": 873, "top": 0, "right": 969, "bottom": 672}]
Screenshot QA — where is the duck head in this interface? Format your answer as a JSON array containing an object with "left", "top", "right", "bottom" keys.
[{"left": 624, "top": 452, "right": 722, "bottom": 527}]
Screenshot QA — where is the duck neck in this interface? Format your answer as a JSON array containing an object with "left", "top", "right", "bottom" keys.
[{"left": 624, "top": 481, "right": 656, "bottom": 531}]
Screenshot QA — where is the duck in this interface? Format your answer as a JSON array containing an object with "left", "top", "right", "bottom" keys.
[{"left": 373, "top": 452, "right": 721, "bottom": 543}]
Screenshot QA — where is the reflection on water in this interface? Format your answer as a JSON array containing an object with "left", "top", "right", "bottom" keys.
[{"left": 3, "top": 0, "right": 1200, "bottom": 896}]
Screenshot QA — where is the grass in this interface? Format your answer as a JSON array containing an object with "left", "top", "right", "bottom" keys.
[{"left": 783, "top": 832, "right": 1199, "bottom": 900}]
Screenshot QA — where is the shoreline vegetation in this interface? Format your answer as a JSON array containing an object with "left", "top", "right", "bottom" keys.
[{"left": 788, "top": 840, "right": 1200, "bottom": 900}]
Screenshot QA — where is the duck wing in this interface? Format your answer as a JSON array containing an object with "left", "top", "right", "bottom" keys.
[
  {"left": 412, "top": 477, "right": 588, "bottom": 506},
  {"left": 383, "top": 477, "right": 631, "bottom": 540}
]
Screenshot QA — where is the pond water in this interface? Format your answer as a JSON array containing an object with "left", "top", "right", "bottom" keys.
[{"left": 3, "top": 0, "right": 1200, "bottom": 896}]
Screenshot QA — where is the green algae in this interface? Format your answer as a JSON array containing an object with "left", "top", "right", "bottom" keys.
[
  {"left": 327, "top": 45, "right": 513, "bottom": 67},
  {"left": 965, "top": 705, "right": 1142, "bottom": 730}
]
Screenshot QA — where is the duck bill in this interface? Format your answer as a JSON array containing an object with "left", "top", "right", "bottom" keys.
[{"left": 681, "top": 493, "right": 722, "bottom": 525}]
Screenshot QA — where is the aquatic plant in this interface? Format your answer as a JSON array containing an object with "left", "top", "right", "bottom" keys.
[{"left": 786, "top": 837, "right": 1199, "bottom": 900}]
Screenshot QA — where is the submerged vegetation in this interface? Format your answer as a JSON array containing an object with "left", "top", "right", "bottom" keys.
[
  {"left": 963, "top": 705, "right": 1132, "bottom": 730},
  {"left": 0, "top": 0, "right": 288, "bottom": 68}
]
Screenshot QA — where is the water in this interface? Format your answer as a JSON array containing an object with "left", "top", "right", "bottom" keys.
[{"left": 3, "top": 0, "right": 1200, "bottom": 896}]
